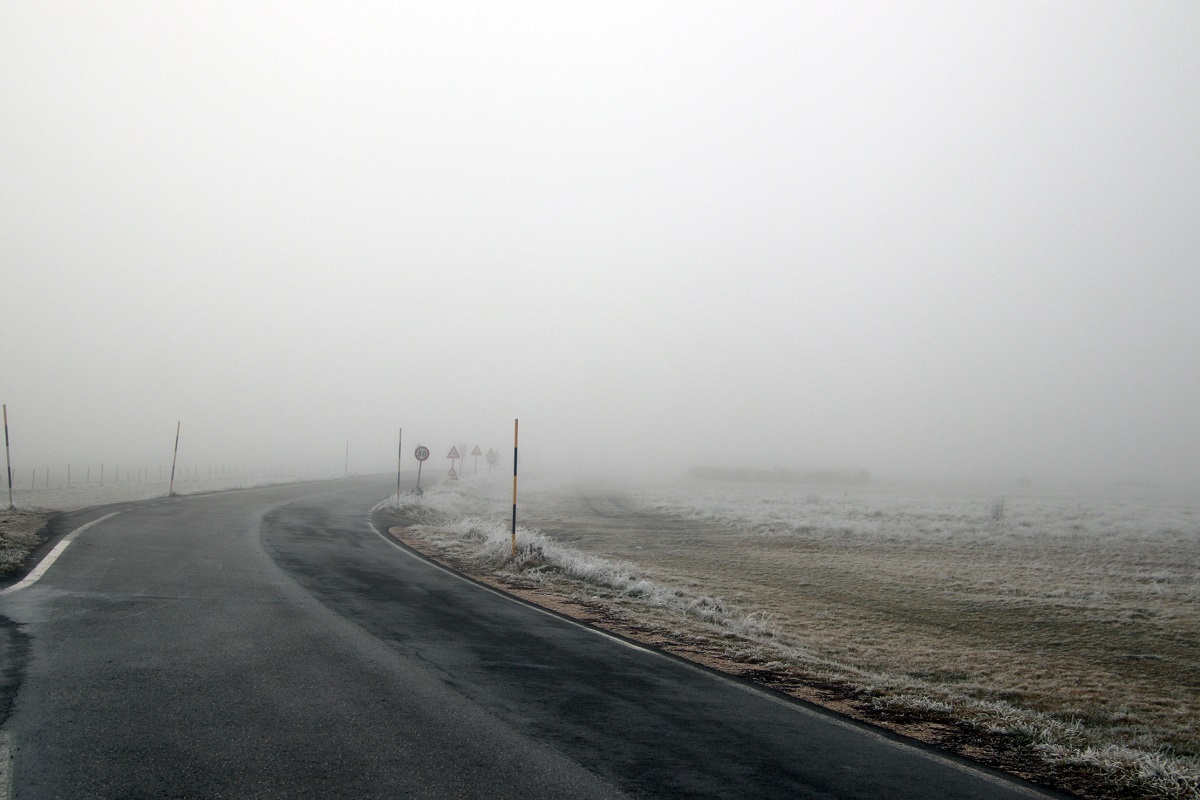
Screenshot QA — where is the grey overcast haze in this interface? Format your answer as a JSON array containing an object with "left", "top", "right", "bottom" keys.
[{"left": 2, "top": 2, "right": 1198, "bottom": 488}]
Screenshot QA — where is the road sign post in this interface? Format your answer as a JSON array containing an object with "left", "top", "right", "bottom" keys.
[
  {"left": 470, "top": 445, "right": 482, "bottom": 474},
  {"left": 414, "top": 445, "right": 430, "bottom": 494},
  {"left": 447, "top": 446, "right": 460, "bottom": 481}
]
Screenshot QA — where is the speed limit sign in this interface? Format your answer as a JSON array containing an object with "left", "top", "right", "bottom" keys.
[{"left": 414, "top": 445, "right": 430, "bottom": 462}]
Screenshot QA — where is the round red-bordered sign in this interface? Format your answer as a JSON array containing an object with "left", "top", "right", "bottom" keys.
[{"left": 414, "top": 445, "right": 430, "bottom": 462}]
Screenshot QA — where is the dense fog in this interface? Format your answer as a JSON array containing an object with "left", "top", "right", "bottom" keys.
[{"left": 2, "top": 3, "right": 1198, "bottom": 489}]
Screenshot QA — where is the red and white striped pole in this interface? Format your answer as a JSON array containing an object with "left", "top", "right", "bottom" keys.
[{"left": 168, "top": 421, "right": 180, "bottom": 496}]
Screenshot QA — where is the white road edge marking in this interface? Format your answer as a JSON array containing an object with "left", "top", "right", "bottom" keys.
[
  {"left": 0, "top": 512, "right": 120, "bottom": 798},
  {"left": 0, "top": 512, "right": 121, "bottom": 598},
  {"left": 368, "top": 519, "right": 1061, "bottom": 800}
]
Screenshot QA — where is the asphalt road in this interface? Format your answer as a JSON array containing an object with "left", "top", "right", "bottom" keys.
[{"left": 0, "top": 477, "right": 1073, "bottom": 799}]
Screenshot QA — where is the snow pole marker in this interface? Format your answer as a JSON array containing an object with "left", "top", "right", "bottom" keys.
[
  {"left": 511, "top": 419, "right": 519, "bottom": 556},
  {"left": 2, "top": 405, "right": 11, "bottom": 509},
  {"left": 168, "top": 421, "right": 180, "bottom": 496}
]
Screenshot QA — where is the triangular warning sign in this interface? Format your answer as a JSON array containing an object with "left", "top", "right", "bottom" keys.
[
  {"left": 448, "top": 467, "right": 459, "bottom": 480},
  {"left": 471, "top": 445, "right": 482, "bottom": 456},
  {"left": 447, "top": 446, "right": 460, "bottom": 459}
]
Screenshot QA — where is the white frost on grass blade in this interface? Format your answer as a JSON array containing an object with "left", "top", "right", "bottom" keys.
[{"left": 1043, "top": 744, "right": 1200, "bottom": 799}]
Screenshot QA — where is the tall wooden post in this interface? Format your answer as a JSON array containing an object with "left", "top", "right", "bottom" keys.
[
  {"left": 511, "top": 419, "right": 519, "bottom": 556},
  {"left": 2, "top": 405, "right": 12, "bottom": 510},
  {"left": 168, "top": 421, "right": 181, "bottom": 496}
]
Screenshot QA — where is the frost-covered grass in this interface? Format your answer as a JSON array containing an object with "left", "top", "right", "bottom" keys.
[
  {"left": 0, "top": 509, "right": 51, "bottom": 576},
  {"left": 382, "top": 479, "right": 782, "bottom": 639},
  {"left": 384, "top": 476, "right": 1200, "bottom": 800}
]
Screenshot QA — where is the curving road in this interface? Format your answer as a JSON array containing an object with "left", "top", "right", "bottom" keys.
[{"left": 0, "top": 478, "right": 1072, "bottom": 799}]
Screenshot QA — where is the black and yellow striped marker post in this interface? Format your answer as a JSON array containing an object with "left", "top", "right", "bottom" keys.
[
  {"left": 168, "top": 421, "right": 180, "bottom": 497},
  {"left": 511, "top": 418, "right": 519, "bottom": 556}
]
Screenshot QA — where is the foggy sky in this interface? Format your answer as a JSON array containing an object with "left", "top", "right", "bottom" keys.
[{"left": 2, "top": 2, "right": 1198, "bottom": 488}]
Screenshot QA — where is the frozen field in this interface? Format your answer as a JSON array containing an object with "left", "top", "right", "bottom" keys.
[{"left": 387, "top": 476, "right": 1200, "bottom": 799}]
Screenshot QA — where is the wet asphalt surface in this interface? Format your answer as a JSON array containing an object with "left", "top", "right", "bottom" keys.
[{"left": 0, "top": 477, "right": 1073, "bottom": 799}]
